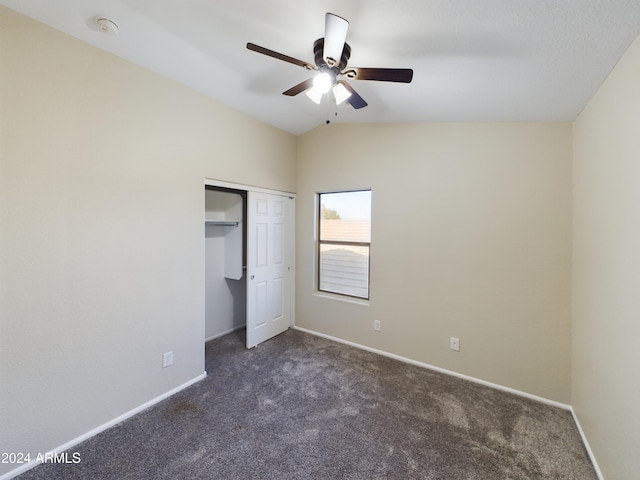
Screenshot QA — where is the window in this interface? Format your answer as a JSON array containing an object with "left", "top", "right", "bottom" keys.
[{"left": 317, "top": 190, "right": 371, "bottom": 300}]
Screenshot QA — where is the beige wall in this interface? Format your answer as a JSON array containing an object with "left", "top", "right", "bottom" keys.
[
  {"left": 0, "top": 7, "right": 295, "bottom": 476},
  {"left": 573, "top": 33, "right": 640, "bottom": 480},
  {"left": 296, "top": 122, "right": 573, "bottom": 403}
]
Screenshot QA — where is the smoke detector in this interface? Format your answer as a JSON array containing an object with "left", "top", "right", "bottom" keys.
[{"left": 96, "top": 17, "right": 119, "bottom": 36}]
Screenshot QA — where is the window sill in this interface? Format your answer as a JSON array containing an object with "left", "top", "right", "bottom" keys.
[{"left": 313, "top": 291, "right": 370, "bottom": 306}]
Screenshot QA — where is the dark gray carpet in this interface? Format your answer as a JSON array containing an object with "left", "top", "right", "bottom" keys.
[{"left": 19, "top": 329, "right": 597, "bottom": 479}]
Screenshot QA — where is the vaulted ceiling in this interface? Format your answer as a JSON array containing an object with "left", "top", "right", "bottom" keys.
[{"left": 4, "top": 0, "right": 640, "bottom": 135}]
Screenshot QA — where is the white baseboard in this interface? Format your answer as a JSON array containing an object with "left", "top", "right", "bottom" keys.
[
  {"left": 570, "top": 408, "right": 605, "bottom": 480},
  {"left": 1, "top": 373, "right": 207, "bottom": 480},
  {"left": 293, "top": 326, "right": 571, "bottom": 410},
  {"left": 205, "top": 325, "right": 245, "bottom": 343}
]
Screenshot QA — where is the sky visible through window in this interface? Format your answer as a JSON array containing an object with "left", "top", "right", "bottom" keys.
[{"left": 321, "top": 190, "right": 371, "bottom": 220}]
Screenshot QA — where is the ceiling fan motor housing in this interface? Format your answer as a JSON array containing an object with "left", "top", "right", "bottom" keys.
[{"left": 313, "top": 38, "right": 351, "bottom": 73}]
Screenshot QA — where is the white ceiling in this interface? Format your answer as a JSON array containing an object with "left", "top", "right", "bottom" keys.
[{"left": 4, "top": 0, "right": 640, "bottom": 135}]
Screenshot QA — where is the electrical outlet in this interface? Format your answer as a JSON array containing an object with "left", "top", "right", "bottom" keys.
[
  {"left": 450, "top": 337, "right": 460, "bottom": 352},
  {"left": 374, "top": 320, "right": 381, "bottom": 332},
  {"left": 162, "top": 351, "right": 173, "bottom": 368}
]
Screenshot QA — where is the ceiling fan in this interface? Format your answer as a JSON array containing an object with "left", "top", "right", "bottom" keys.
[{"left": 247, "top": 13, "right": 413, "bottom": 109}]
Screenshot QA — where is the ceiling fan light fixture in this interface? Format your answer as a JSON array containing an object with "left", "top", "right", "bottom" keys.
[
  {"left": 312, "top": 72, "right": 333, "bottom": 94},
  {"left": 333, "top": 82, "right": 352, "bottom": 105},
  {"left": 305, "top": 88, "right": 323, "bottom": 104}
]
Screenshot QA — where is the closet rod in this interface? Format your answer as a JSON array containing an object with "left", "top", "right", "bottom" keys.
[{"left": 205, "top": 220, "right": 239, "bottom": 227}]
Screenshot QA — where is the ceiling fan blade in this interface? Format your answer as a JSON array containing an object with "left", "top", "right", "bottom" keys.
[
  {"left": 247, "top": 43, "right": 315, "bottom": 70},
  {"left": 283, "top": 78, "right": 314, "bottom": 96},
  {"left": 344, "top": 67, "right": 414, "bottom": 83},
  {"left": 339, "top": 81, "right": 368, "bottom": 109},
  {"left": 323, "top": 13, "right": 349, "bottom": 66}
]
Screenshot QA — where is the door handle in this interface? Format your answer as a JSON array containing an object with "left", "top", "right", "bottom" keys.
[{"left": 250, "top": 275, "right": 255, "bottom": 280}]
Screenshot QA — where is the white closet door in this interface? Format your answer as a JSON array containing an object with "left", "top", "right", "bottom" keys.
[{"left": 246, "top": 191, "right": 291, "bottom": 348}]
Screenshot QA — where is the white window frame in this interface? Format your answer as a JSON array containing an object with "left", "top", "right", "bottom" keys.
[{"left": 316, "top": 189, "right": 371, "bottom": 301}]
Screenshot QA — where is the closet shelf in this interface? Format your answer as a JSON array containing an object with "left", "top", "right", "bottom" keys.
[{"left": 205, "top": 220, "right": 239, "bottom": 227}]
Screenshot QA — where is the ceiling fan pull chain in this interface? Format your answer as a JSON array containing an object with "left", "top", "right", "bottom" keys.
[{"left": 325, "top": 94, "right": 332, "bottom": 124}]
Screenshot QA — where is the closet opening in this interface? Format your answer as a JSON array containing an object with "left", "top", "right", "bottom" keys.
[
  {"left": 204, "top": 185, "right": 247, "bottom": 343},
  {"left": 204, "top": 179, "right": 295, "bottom": 349}
]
